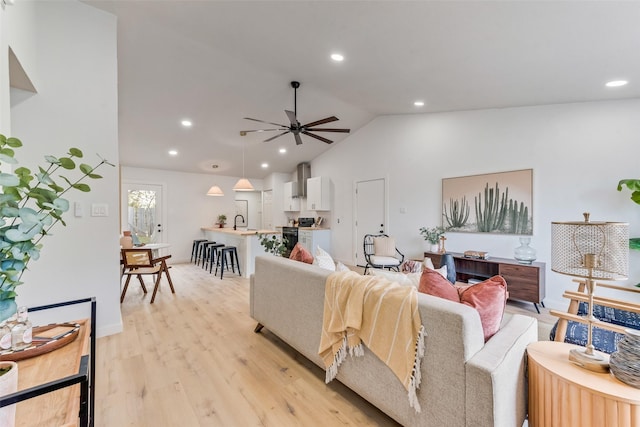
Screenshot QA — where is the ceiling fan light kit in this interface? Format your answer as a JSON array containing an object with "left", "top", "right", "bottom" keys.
[{"left": 240, "top": 81, "right": 350, "bottom": 145}]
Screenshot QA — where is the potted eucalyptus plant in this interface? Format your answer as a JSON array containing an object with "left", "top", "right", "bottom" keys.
[
  {"left": 216, "top": 214, "right": 227, "bottom": 228},
  {"left": 258, "top": 233, "right": 288, "bottom": 257},
  {"left": 618, "top": 179, "right": 640, "bottom": 251},
  {"left": 419, "top": 226, "right": 447, "bottom": 253},
  {"left": 0, "top": 134, "right": 113, "bottom": 322}
]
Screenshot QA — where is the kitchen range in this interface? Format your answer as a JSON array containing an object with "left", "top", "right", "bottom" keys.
[
  {"left": 282, "top": 217, "right": 314, "bottom": 255},
  {"left": 282, "top": 218, "right": 331, "bottom": 256}
]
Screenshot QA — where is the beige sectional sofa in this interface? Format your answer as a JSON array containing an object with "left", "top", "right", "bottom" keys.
[{"left": 250, "top": 255, "right": 538, "bottom": 427}]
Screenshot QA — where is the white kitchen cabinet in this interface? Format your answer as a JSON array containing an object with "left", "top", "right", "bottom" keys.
[
  {"left": 306, "top": 176, "right": 331, "bottom": 211},
  {"left": 298, "top": 229, "right": 331, "bottom": 254},
  {"left": 283, "top": 181, "right": 300, "bottom": 211}
]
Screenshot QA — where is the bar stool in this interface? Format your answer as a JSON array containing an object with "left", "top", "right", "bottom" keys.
[
  {"left": 205, "top": 243, "right": 224, "bottom": 272},
  {"left": 197, "top": 241, "right": 215, "bottom": 267},
  {"left": 215, "top": 246, "right": 241, "bottom": 279},
  {"left": 191, "top": 239, "right": 208, "bottom": 263}
]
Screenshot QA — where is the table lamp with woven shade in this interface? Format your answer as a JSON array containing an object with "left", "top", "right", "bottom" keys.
[{"left": 551, "top": 213, "right": 629, "bottom": 372}]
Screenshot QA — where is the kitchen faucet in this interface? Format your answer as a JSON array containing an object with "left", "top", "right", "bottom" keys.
[{"left": 234, "top": 214, "right": 245, "bottom": 230}]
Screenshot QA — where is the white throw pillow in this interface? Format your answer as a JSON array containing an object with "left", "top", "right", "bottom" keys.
[
  {"left": 313, "top": 246, "right": 336, "bottom": 271},
  {"left": 424, "top": 263, "right": 447, "bottom": 279},
  {"left": 335, "top": 261, "right": 351, "bottom": 272},
  {"left": 367, "top": 268, "right": 421, "bottom": 289},
  {"left": 423, "top": 258, "right": 435, "bottom": 270}
]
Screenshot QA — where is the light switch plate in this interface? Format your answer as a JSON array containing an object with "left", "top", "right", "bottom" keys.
[{"left": 91, "top": 203, "right": 108, "bottom": 217}]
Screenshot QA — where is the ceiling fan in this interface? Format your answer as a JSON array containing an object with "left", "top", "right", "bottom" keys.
[{"left": 240, "top": 81, "right": 350, "bottom": 145}]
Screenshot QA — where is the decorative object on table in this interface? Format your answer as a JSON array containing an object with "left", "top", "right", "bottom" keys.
[
  {"left": 463, "top": 250, "right": 490, "bottom": 260},
  {"left": 258, "top": 234, "right": 288, "bottom": 257},
  {"left": 0, "top": 360, "right": 18, "bottom": 427},
  {"left": 440, "top": 253, "right": 457, "bottom": 284},
  {"left": 10, "top": 305, "right": 32, "bottom": 351},
  {"left": 551, "top": 212, "right": 629, "bottom": 372},
  {"left": 442, "top": 169, "right": 532, "bottom": 235},
  {"left": 0, "top": 134, "right": 114, "bottom": 323},
  {"left": 419, "top": 226, "right": 447, "bottom": 253},
  {"left": 616, "top": 179, "right": 640, "bottom": 255},
  {"left": 216, "top": 214, "right": 227, "bottom": 228},
  {"left": 120, "top": 230, "right": 134, "bottom": 249},
  {"left": 0, "top": 322, "right": 80, "bottom": 362},
  {"left": 609, "top": 328, "right": 640, "bottom": 388},
  {"left": 514, "top": 237, "right": 537, "bottom": 264},
  {"left": 438, "top": 235, "right": 447, "bottom": 253}
]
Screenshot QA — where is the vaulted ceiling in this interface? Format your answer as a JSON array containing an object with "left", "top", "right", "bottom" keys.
[{"left": 85, "top": 1, "right": 640, "bottom": 179}]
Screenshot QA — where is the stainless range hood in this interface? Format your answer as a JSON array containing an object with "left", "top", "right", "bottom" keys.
[{"left": 296, "top": 162, "right": 311, "bottom": 198}]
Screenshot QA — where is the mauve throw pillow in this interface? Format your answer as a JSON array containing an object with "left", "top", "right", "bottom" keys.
[
  {"left": 417, "top": 268, "right": 459, "bottom": 302},
  {"left": 289, "top": 243, "right": 314, "bottom": 264},
  {"left": 458, "top": 275, "right": 508, "bottom": 341}
]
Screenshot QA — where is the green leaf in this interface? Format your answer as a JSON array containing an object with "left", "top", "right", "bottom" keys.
[
  {"left": 72, "top": 183, "right": 91, "bottom": 192},
  {"left": 58, "top": 157, "right": 75, "bottom": 169},
  {"left": 45, "top": 155, "right": 59, "bottom": 164},
  {"left": 48, "top": 183, "right": 64, "bottom": 193},
  {"left": 69, "top": 148, "right": 83, "bottom": 157},
  {"left": 5, "top": 137, "right": 22, "bottom": 148},
  {"left": 0, "top": 173, "right": 20, "bottom": 187},
  {"left": 0, "top": 147, "right": 15, "bottom": 157},
  {"left": 630, "top": 238, "right": 640, "bottom": 251},
  {"left": 79, "top": 164, "right": 93, "bottom": 174},
  {"left": 14, "top": 167, "right": 31, "bottom": 176}
]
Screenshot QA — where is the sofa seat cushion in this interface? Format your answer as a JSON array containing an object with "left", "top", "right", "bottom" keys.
[{"left": 370, "top": 255, "right": 401, "bottom": 266}]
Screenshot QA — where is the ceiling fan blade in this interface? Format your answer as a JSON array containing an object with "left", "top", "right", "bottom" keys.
[
  {"left": 264, "top": 131, "right": 290, "bottom": 142},
  {"left": 285, "top": 110, "right": 298, "bottom": 126},
  {"left": 302, "top": 116, "right": 338, "bottom": 128},
  {"left": 244, "top": 117, "right": 288, "bottom": 128},
  {"left": 305, "top": 127, "right": 350, "bottom": 133},
  {"left": 294, "top": 133, "right": 303, "bottom": 145},
  {"left": 302, "top": 131, "right": 333, "bottom": 144},
  {"left": 240, "top": 128, "right": 287, "bottom": 136}
]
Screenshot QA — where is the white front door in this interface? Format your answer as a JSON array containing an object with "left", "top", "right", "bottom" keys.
[
  {"left": 121, "top": 182, "right": 165, "bottom": 244},
  {"left": 354, "top": 178, "right": 386, "bottom": 267}
]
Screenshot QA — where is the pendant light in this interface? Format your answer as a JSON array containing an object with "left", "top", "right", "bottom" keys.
[
  {"left": 233, "top": 142, "right": 254, "bottom": 191},
  {"left": 206, "top": 185, "right": 224, "bottom": 196}
]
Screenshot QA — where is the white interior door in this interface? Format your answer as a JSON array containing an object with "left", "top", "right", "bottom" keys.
[
  {"left": 354, "top": 178, "right": 386, "bottom": 267},
  {"left": 121, "top": 182, "right": 165, "bottom": 244}
]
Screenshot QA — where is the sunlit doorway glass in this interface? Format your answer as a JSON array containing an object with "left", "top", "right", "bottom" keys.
[{"left": 127, "top": 189, "right": 158, "bottom": 244}]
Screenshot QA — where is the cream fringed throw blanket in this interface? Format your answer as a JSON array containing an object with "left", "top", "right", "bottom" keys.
[{"left": 318, "top": 271, "right": 426, "bottom": 412}]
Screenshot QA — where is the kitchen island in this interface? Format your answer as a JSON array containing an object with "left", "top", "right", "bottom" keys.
[{"left": 201, "top": 227, "right": 281, "bottom": 278}]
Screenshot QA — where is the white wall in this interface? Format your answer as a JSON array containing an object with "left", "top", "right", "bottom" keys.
[
  {"left": 311, "top": 99, "right": 640, "bottom": 310},
  {"left": 121, "top": 166, "right": 264, "bottom": 263},
  {"left": 4, "top": 1, "right": 121, "bottom": 336}
]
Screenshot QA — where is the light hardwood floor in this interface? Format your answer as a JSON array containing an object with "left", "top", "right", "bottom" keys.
[{"left": 96, "top": 262, "right": 555, "bottom": 426}]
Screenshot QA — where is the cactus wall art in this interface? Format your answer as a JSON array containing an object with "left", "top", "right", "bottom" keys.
[{"left": 442, "top": 169, "right": 533, "bottom": 235}]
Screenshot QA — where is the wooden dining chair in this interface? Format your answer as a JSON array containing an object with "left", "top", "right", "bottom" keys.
[{"left": 120, "top": 248, "right": 175, "bottom": 303}]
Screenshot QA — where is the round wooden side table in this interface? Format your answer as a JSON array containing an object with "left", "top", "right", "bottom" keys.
[{"left": 527, "top": 341, "right": 640, "bottom": 427}]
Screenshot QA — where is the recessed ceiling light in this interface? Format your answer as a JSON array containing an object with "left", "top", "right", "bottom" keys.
[
  {"left": 211, "top": 164, "right": 219, "bottom": 169},
  {"left": 261, "top": 163, "right": 269, "bottom": 168},
  {"left": 330, "top": 53, "right": 344, "bottom": 62},
  {"left": 279, "top": 148, "right": 287, "bottom": 154},
  {"left": 414, "top": 101, "right": 425, "bottom": 107},
  {"left": 168, "top": 150, "right": 178, "bottom": 156},
  {"left": 605, "top": 80, "right": 628, "bottom": 88},
  {"left": 181, "top": 119, "right": 192, "bottom": 127}
]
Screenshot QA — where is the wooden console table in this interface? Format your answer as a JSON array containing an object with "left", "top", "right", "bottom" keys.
[
  {"left": 527, "top": 341, "right": 640, "bottom": 427},
  {"left": 0, "top": 298, "right": 96, "bottom": 427},
  {"left": 424, "top": 251, "right": 545, "bottom": 312}
]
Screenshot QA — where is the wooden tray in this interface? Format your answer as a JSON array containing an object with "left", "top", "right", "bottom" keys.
[{"left": 0, "top": 322, "right": 80, "bottom": 362}]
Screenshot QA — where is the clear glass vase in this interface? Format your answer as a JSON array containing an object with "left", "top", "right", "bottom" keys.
[{"left": 514, "top": 237, "right": 536, "bottom": 264}]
